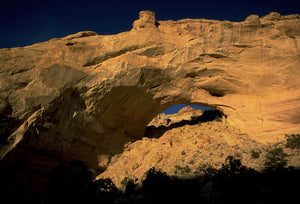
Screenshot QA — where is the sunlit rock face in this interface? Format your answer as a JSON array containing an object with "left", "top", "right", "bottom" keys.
[{"left": 0, "top": 11, "right": 300, "bottom": 172}]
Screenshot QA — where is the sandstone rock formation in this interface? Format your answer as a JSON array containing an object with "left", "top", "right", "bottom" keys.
[
  {"left": 98, "top": 105, "right": 300, "bottom": 188},
  {"left": 0, "top": 10, "right": 300, "bottom": 183},
  {"left": 148, "top": 106, "right": 204, "bottom": 127}
]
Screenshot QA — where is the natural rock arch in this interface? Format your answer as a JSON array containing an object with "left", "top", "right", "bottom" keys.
[
  {"left": 0, "top": 11, "right": 300, "bottom": 173},
  {"left": 91, "top": 71, "right": 226, "bottom": 139}
]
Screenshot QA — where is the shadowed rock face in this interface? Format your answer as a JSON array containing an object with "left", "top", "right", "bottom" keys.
[{"left": 0, "top": 11, "right": 300, "bottom": 173}]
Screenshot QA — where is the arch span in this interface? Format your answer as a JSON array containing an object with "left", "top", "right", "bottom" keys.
[
  {"left": 90, "top": 82, "right": 228, "bottom": 141},
  {"left": 1, "top": 11, "right": 300, "bottom": 176}
]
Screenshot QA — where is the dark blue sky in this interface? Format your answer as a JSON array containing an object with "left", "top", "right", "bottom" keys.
[
  {"left": 0, "top": 0, "right": 299, "bottom": 48},
  {"left": 161, "top": 104, "right": 212, "bottom": 115}
]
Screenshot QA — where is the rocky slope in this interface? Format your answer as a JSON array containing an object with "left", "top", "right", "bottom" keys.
[
  {"left": 0, "top": 10, "right": 300, "bottom": 194},
  {"left": 98, "top": 106, "right": 300, "bottom": 188}
]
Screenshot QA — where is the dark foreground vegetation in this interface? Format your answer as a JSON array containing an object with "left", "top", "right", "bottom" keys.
[{"left": 1, "top": 155, "right": 300, "bottom": 204}]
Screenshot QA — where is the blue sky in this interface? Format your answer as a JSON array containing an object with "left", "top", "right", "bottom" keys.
[
  {"left": 161, "top": 104, "right": 212, "bottom": 115},
  {"left": 1, "top": 0, "right": 299, "bottom": 114},
  {"left": 0, "top": 0, "right": 299, "bottom": 48}
]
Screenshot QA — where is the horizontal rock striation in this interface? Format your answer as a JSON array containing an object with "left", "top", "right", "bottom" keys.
[{"left": 0, "top": 11, "right": 299, "bottom": 180}]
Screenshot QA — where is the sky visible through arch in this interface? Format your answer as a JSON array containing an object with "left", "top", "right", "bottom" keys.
[
  {"left": 1, "top": 1, "right": 298, "bottom": 110},
  {"left": 1, "top": 1, "right": 299, "bottom": 114},
  {"left": 0, "top": 0, "right": 299, "bottom": 48},
  {"left": 160, "top": 104, "right": 212, "bottom": 115}
]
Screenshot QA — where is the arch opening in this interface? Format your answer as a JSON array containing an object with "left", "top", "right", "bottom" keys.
[
  {"left": 160, "top": 104, "right": 213, "bottom": 115},
  {"left": 144, "top": 104, "right": 223, "bottom": 138}
]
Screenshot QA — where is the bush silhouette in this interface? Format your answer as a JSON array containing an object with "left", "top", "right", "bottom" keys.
[
  {"left": 250, "top": 149, "right": 261, "bottom": 159},
  {"left": 264, "top": 147, "right": 288, "bottom": 169},
  {"left": 174, "top": 165, "right": 191, "bottom": 174},
  {"left": 285, "top": 134, "right": 300, "bottom": 149},
  {"left": 142, "top": 167, "right": 206, "bottom": 203},
  {"left": 46, "top": 160, "right": 121, "bottom": 204},
  {"left": 210, "top": 156, "right": 260, "bottom": 203},
  {"left": 93, "top": 178, "right": 122, "bottom": 203},
  {"left": 2, "top": 156, "right": 300, "bottom": 203},
  {"left": 0, "top": 160, "right": 27, "bottom": 203},
  {"left": 139, "top": 156, "right": 300, "bottom": 204},
  {"left": 124, "top": 179, "right": 138, "bottom": 198}
]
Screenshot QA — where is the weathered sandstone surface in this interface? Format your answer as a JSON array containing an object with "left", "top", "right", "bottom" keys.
[
  {"left": 0, "top": 11, "right": 300, "bottom": 182},
  {"left": 99, "top": 106, "right": 300, "bottom": 188}
]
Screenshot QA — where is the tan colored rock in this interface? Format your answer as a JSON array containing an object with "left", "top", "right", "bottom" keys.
[
  {"left": 262, "top": 12, "right": 282, "bottom": 21},
  {"left": 245, "top": 14, "right": 260, "bottom": 21},
  {"left": 148, "top": 106, "right": 203, "bottom": 127},
  {"left": 0, "top": 11, "right": 299, "bottom": 177},
  {"left": 133, "top": 10, "right": 157, "bottom": 29},
  {"left": 98, "top": 117, "right": 268, "bottom": 188}
]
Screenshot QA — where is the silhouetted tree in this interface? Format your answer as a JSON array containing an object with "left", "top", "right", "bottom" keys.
[
  {"left": 46, "top": 160, "right": 121, "bottom": 204},
  {"left": 124, "top": 179, "right": 138, "bottom": 198},
  {"left": 264, "top": 148, "right": 288, "bottom": 169},
  {"left": 210, "top": 156, "right": 260, "bottom": 203},
  {"left": 142, "top": 167, "right": 206, "bottom": 203},
  {"left": 2, "top": 155, "right": 300, "bottom": 203},
  {"left": 285, "top": 134, "right": 300, "bottom": 149}
]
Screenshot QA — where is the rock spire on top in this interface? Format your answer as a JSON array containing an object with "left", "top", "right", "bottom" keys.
[{"left": 133, "top": 10, "right": 158, "bottom": 29}]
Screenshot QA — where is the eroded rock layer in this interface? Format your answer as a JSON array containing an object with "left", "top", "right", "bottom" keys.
[{"left": 0, "top": 11, "right": 300, "bottom": 175}]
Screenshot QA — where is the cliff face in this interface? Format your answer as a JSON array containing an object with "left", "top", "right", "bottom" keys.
[{"left": 0, "top": 11, "right": 300, "bottom": 175}]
